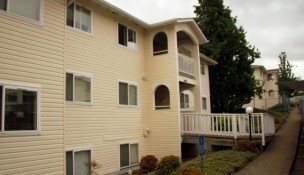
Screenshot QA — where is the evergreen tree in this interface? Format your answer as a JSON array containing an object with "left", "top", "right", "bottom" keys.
[
  {"left": 195, "top": 0, "right": 261, "bottom": 112},
  {"left": 278, "top": 51, "right": 298, "bottom": 96}
]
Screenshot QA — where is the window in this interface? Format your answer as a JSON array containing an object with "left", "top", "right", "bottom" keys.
[
  {"left": 118, "top": 23, "right": 137, "bottom": 49},
  {"left": 0, "top": 84, "right": 40, "bottom": 132},
  {"left": 66, "top": 73, "right": 91, "bottom": 103},
  {"left": 119, "top": 82, "right": 138, "bottom": 106},
  {"left": 267, "top": 74, "right": 274, "bottom": 81},
  {"left": 0, "top": 0, "right": 41, "bottom": 22},
  {"left": 180, "top": 93, "right": 189, "bottom": 109},
  {"left": 269, "top": 90, "right": 275, "bottom": 98},
  {"left": 120, "top": 143, "right": 139, "bottom": 168},
  {"left": 153, "top": 32, "right": 168, "bottom": 55},
  {"left": 66, "top": 2, "right": 91, "bottom": 33},
  {"left": 200, "top": 63, "right": 205, "bottom": 75},
  {"left": 202, "top": 97, "right": 207, "bottom": 110},
  {"left": 154, "top": 85, "right": 170, "bottom": 109},
  {"left": 66, "top": 149, "right": 91, "bottom": 175}
]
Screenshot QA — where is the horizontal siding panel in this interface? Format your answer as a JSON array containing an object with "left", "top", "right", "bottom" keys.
[
  {"left": 0, "top": 162, "right": 63, "bottom": 175},
  {"left": 0, "top": 61, "right": 63, "bottom": 78},
  {"left": 0, "top": 34, "right": 63, "bottom": 56},
  {"left": 0, "top": 25, "right": 63, "bottom": 49},
  {"left": 0, "top": 43, "right": 63, "bottom": 62},
  {"left": 0, "top": 48, "right": 64, "bottom": 66},
  {"left": 0, "top": 16, "right": 64, "bottom": 40},
  {"left": 0, "top": 56, "right": 63, "bottom": 74},
  {"left": 0, "top": 157, "right": 63, "bottom": 173}
]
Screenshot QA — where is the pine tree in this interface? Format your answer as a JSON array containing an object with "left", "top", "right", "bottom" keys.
[
  {"left": 195, "top": 0, "right": 261, "bottom": 112},
  {"left": 278, "top": 51, "right": 298, "bottom": 96}
]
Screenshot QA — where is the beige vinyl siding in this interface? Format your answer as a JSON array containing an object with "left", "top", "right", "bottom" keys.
[
  {"left": 200, "top": 59, "right": 211, "bottom": 113},
  {"left": 0, "top": 0, "right": 65, "bottom": 175},
  {"left": 64, "top": 3, "right": 147, "bottom": 174},
  {"left": 144, "top": 25, "right": 181, "bottom": 158}
]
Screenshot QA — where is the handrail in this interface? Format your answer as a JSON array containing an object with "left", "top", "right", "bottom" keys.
[{"left": 181, "top": 113, "right": 275, "bottom": 146}]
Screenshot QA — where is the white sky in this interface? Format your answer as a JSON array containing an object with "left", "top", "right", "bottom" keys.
[{"left": 105, "top": 0, "right": 304, "bottom": 79}]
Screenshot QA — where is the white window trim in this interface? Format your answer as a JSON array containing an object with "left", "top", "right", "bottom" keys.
[
  {"left": 0, "top": 80, "right": 41, "bottom": 135},
  {"left": 153, "top": 84, "right": 171, "bottom": 110},
  {"left": 180, "top": 93, "right": 189, "bottom": 109},
  {"left": 119, "top": 141, "right": 140, "bottom": 169},
  {"left": 117, "top": 80, "right": 139, "bottom": 107},
  {"left": 0, "top": 0, "right": 44, "bottom": 25},
  {"left": 152, "top": 31, "right": 169, "bottom": 56},
  {"left": 65, "top": 71, "right": 93, "bottom": 105},
  {"left": 65, "top": 146, "right": 93, "bottom": 175},
  {"left": 117, "top": 22, "right": 138, "bottom": 51},
  {"left": 66, "top": 1, "right": 93, "bottom": 35}
]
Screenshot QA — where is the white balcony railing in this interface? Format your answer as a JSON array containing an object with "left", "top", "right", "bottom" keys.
[
  {"left": 178, "top": 53, "right": 194, "bottom": 76},
  {"left": 181, "top": 113, "right": 275, "bottom": 146}
]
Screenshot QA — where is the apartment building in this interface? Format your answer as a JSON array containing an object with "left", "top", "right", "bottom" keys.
[
  {"left": 0, "top": 0, "right": 215, "bottom": 174},
  {"left": 244, "top": 65, "right": 280, "bottom": 109}
]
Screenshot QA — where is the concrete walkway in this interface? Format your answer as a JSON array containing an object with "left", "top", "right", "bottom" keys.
[{"left": 236, "top": 108, "right": 302, "bottom": 175}]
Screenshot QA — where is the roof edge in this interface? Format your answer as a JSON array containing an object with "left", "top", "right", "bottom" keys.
[
  {"left": 95, "top": 0, "right": 149, "bottom": 27},
  {"left": 200, "top": 53, "right": 218, "bottom": 65}
]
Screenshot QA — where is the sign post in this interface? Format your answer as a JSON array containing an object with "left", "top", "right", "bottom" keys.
[{"left": 199, "top": 135, "right": 205, "bottom": 173}]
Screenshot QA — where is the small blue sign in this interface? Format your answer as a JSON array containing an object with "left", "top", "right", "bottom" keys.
[{"left": 199, "top": 135, "right": 205, "bottom": 156}]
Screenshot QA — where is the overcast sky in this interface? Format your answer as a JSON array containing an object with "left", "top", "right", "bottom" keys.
[{"left": 105, "top": 0, "right": 304, "bottom": 79}]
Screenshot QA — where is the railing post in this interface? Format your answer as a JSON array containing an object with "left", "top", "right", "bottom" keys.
[
  {"left": 261, "top": 113, "right": 265, "bottom": 146},
  {"left": 232, "top": 114, "right": 238, "bottom": 140}
]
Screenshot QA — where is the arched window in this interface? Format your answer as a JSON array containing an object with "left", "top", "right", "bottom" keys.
[
  {"left": 269, "top": 90, "right": 275, "bottom": 98},
  {"left": 154, "top": 85, "right": 170, "bottom": 109},
  {"left": 153, "top": 32, "right": 168, "bottom": 55},
  {"left": 267, "top": 74, "right": 274, "bottom": 81}
]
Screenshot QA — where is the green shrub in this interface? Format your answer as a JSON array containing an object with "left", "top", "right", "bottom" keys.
[
  {"left": 139, "top": 155, "right": 158, "bottom": 173},
  {"left": 155, "top": 155, "right": 180, "bottom": 175},
  {"left": 170, "top": 167, "right": 202, "bottom": 175},
  {"left": 235, "top": 140, "right": 257, "bottom": 152}
]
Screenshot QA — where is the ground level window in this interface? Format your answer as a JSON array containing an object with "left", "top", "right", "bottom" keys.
[
  {"left": 120, "top": 143, "right": 139, "bottom": 168},
  {"left": 0, "top": 84, "right": 39, "bottom": 132},
  {"left": 66, "top": 149, "right": 91, "bottom": 175}
]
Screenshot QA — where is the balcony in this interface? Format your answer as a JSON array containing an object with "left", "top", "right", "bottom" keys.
[{"left": 178, "top": 53, "right": 194, "bottom": 77}]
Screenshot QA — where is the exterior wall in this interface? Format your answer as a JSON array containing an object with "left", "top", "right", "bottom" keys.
[
  {"left": 0, "top": 0, "right": 65, "bottom": 174},
  {"left": 145, "top": 24, "right": 181, "bottom": 159},
  {"left": 200, "top": 59, "right": 212, "bottom": 113},
  {"left": 264, "top": 70, "right": 279, "bottom": 108},
  {"left": 244, "top": 67, "right": 280, "bottom": 109},
  {"left": 0, "top": 1, "right": 212, "bottom": 174},
  {"left": 64, "top": 2, "right": 147, "bottom": 174}
]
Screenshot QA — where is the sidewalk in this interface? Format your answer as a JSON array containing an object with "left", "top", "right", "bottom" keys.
[{"left": 236, "top": 108, "right": 302, "bottom": 175}]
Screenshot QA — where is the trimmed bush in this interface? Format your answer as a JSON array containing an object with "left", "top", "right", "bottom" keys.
[
  {"left": 170, "top": 167, "right": 202, "bottom": 175},
  {"left": 139, "top": 155, "right": 158, "bottom": 173},
  {"left": 155, "top": 155, "right": 180, "bottom": 175},
  {"left": 236, "top": 140, "right": 257, "bottom": 152}
]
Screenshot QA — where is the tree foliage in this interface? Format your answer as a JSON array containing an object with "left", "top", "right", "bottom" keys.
[
  {"left": 278, "top": 51, "right": 298, "bottom": 96},
  {"left": 195, "top": 0, "right": 261, "bottom": 113}
]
